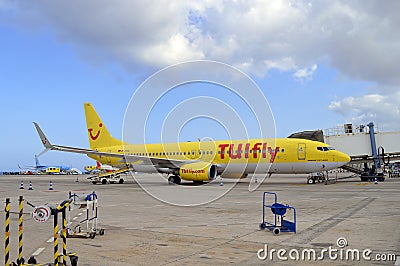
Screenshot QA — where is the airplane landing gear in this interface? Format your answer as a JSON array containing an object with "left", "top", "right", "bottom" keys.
[
  {"left": 168, "top": 175, "right": 181, "bottom": 185},
  {"left": 307, "top": 172, "right": 326, "bottom": 184}
]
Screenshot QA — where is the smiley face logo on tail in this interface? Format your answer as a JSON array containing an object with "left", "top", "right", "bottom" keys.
[{"left": 88, "top": 123, "right": 103, "bottom": 140}]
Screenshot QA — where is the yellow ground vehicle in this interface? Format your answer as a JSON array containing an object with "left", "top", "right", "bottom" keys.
[
  {"left": 84, "top": 165, "right": 97, "bottom": 173},
  {"left": 46, "top": 167, "right": 61, "bottom": 174}
]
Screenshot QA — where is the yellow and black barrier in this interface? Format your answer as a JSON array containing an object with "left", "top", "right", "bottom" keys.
[
  {"left": 18, "top": 196, "right": 23, "bottom": 266},
  {"left": 53, "top": 199, "right": 72, "bottom": 266},
  {"left": 53, "top": 209, "right": 59, "bottom": 266},
  {"left": 4, "top": 197, "right": 26, "bottom": 266},
  {"left": 4, "top": 198, "right": 10, "bottom": 266},
  {"left": 62, "top": 209, "right": 67, "bottom": 265},
  {"left": 4, "top": 197, "right": 25, "bottom": 266},
  {"left": 4, "top": 197, "right": 77, "bottom": 266}
]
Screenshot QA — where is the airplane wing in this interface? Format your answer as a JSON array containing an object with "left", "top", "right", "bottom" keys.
[
  {"left": 18, "top": 164, "right": 37, "bottom": 170},
  {"left": 33, "top": 122, "right": 195, "bottom": 170}
]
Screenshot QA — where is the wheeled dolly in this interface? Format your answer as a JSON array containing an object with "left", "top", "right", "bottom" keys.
[
  {"left": 67, "top": 192, "right": 104, "bottom": 239},
  {"left": 259, "top": 192, "right": 296, "bottom": 235}
]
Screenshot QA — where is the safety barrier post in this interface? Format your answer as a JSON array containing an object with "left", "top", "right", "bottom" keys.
[
  {"left": 54, "top": 199, "right": 71, "bottom": 266},
  {"left": 18, "top": 196, "right": 24, "bottom": 266},
  {"left": 4, "top": 198, "right": 10, "bottom": 266},
  {"left": 3, "top": 196, "right": 77, "bottom": 265},
  {"left": 61, "top": 209, "right": 67, "bottom": 266},
  {"left": 53, "top": 210, "right": 59, "bottom": 266}
]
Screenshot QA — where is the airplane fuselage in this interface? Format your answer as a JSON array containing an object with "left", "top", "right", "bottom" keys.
[{"left": 90, "top": 138, "right": 349, "bottom": 176}]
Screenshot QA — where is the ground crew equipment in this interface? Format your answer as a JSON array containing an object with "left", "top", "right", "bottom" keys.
[{"left": 259, "top": 192, "right": 296, "bottom": 235}]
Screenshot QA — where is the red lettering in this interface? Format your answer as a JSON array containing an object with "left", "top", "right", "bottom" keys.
[
  {"left": 229, "top": 144, "right": 242, "bottom": 159},
  {"left": 218, "top": 143, "right": 278, "bottom": 162},
  {"left": 252, "top": 143, "right": 262, "bottom": 158},
  {"left": 244, "top": 143, "right": 250, "bottom": 159},
  {"left": 181, "top": 168, "right": 205, "bottom": 174},
  {"left": 268, "top": 147, "right": 280, "bottom": 163},
  {"left": 218, "top": 144, "right": 229, "bottom": 159},
  {"left": 262, "top": 143, "right": 267, "bottom": 158}
]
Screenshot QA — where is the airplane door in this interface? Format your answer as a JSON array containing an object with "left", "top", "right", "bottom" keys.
[{"left": 298, "top": 143, "right": 306, "bottom": 160}]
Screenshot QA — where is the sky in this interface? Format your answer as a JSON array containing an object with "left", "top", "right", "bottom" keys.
[{"left": 0, "top": 0, "right": 399, "bottom": 171}]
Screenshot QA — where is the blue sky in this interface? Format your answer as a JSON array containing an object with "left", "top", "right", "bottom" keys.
[{"left": 1, "top": 1, "right": 399, "bottom": 171}]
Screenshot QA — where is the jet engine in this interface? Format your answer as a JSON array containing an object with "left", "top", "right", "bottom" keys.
[{"left": 179, "top": 162, "right": 217, "bottom": 181}]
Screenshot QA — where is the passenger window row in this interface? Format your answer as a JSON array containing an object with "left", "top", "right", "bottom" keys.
[{"left": 127, "top": 150, "right": 213, "bottom": 157}]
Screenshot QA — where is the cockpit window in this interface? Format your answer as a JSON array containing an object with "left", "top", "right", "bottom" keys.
[{"left": 317, "top": 146, "right": 336, "bottom": 151}]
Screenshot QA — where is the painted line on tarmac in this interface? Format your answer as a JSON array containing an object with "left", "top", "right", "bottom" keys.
[
  {"left": 131, "top": 222, "right": 251, "bottom": 230},
  {"left": 282, "top": 197, "right": 376, "bottom": 245},
  {"left": 46, "top": 237, "right": 53, "bottom": 243},
  {"left": 32, "top": 247, "right": 45, "bottom": 256},
  {"left": 137, "top": 204, "right": 166, "bottom": 208}
]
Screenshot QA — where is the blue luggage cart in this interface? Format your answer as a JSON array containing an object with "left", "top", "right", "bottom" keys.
[{"left": 259, "top": 192, "right": 296, "bottom": 235}]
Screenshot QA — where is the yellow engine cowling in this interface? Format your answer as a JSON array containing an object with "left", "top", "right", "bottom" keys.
[{"left": 179, "top": 162, "right": 217, "bottom": 181}]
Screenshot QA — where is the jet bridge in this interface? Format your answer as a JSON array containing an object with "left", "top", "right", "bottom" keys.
[
  {"left": 290, "top": 123, "right": 400, "bottom": 182},
  {"left": 324, "top": 123, "right": 400, "bottom": 181}
]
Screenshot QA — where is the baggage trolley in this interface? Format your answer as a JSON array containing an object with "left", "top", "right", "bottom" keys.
[
  {"left": 259, "top": 192, "right": 296, "bottom": 235},
  {"left": 67, "top": 192, "right": 104, "bottom": 239}
]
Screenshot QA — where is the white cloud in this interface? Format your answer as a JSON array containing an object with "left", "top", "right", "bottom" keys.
[
  {"left": 329, "top": 93, "right": 400, "bottom": 131},
  {"left": 2, "top": 0, "right": 400, "bottom": 129},
  {"left": 3, "top": 1, "right": 399, "bottom": 83},
  {"left": 293, "top": 64, "right": 318, "bottom": 81},
  {"left": 141, "top": 34, "right": 204, "bottom": 66}
]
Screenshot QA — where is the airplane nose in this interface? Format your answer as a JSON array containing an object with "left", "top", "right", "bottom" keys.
[{"left": 337, "top": 151, "right": 351, "bottom": 164}]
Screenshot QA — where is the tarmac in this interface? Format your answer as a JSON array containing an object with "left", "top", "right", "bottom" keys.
[{"left": 0, "top": 173, "right": 399, "bottom": 265}]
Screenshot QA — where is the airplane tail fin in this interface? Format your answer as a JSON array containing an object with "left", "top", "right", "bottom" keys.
[
  {"left": 35, "top": 155, "right": 40, "bottom": 167},
  {"left": 84, "top": 102, "right": 122, "bottom": 149}
]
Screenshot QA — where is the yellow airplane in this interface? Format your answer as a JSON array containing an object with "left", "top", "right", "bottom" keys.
[{"left": 33, "top": 103, "right": 351, "bottom": 184}]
